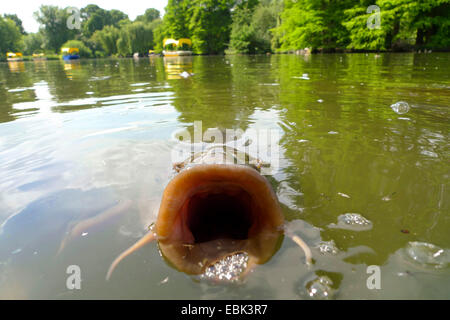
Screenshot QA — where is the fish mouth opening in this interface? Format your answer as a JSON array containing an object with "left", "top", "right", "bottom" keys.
[
  {"left": 185, "top": 184, "right": 254, "bottom": 243},
  {"left": 156, "top": 164, "right": 284, "bottom": 275}
]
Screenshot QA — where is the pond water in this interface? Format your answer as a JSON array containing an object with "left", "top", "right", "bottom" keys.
[{"left": 0, "top": 54, "right": 449, "bottom": 299}]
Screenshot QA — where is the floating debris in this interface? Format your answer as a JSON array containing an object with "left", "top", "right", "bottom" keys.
[
  {"left": 81, "top": 232, "right": 88, "bottom": 237},
  {"left": 317, "top": 99, "right": 324, "bottom": 103},
  {"left": 159, "top": 276, "right": 169, "bottom": 285},
  {"left": 180, "top": 71, "right": 193, "bottom": 78},
  {"left": 328, "top": 131, "right": 339, "bottom": 135},
  {"left": 403, "top": 242, "right": 449, "bottom": 269},
  {"left": 381, "top": 192, "right": 396, "bottom": 201},
  {"left": 89, "top": 76, "right": 111, "bottom": 81},
  {"left": 317, "top": 240, "right": 339, "bottom": 255},
  {"left": 292, "top": 73, "right": 310, "bottom": 80},
  {"left": 329, "top": 213, "right": 373, "bottom": 231},
  {"left": 390, "top": 101, "right": 410, "bottom": 114},
  {"left": 421, "top": 150, "right": 438, "bottom": 158},
  {"left": 200, "top": 252, "right": 249, "bottom": 283},
  {"left": 130, "top": 82, "right": 150, "bottom": 86},
  {"left": 337, "top": 192, "right": 351, "bottom": 199},
  {"left": 11, "top": 248, "right": 22, "bottom": 255},
  {"left": 305, "top": 276, "right": 335, "bottom": 300}
]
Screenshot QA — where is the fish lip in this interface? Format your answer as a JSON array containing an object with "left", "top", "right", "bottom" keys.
[
  {"left": 155, "top": 163, "right": 284, "bottom": 275},
  {"left": 156, "top": 163, "right": 284, "bottom": 241}
]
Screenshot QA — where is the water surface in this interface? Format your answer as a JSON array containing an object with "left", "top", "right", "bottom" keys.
[{"left": 0, "top": 54, "right": 449, "bottom": 299}]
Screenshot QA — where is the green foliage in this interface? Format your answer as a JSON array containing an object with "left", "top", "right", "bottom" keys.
[
  {"left": 135, "top": 9, "right": 161, "bottom": 23},
  {"left": 1, "top": 0, "right": 447, "bottom": 60},
  {"left": 61, "top": 40, "right": 93, "bottom": 58},
  {"left": 344, "top": 0, "right": 450, "bottom": 51},
  {"left": 0, "top": 16, "right": 23, "bottom": 55},
  {"left": 3, "top": 14, "right": 26, "bottom": 35},
  {"left": 23, "top": 32, "right": 45, "bottom": 55},
  {"left": 187, "top": 0, "right": 235, "bottom": 54},
  {"left": 164, "top": 0, "right": 191, "bottom": 39},
  {"left": 80, "top": 5, "right": 129, "bottom": 38},
  {"left": 91, "top": 25, "right": 120, "bottom": 56},
  {"left": 90, "top": 21, "right": 157, "bottom": 57},
  {"left": 273, "top": 0, "right": 354, "bottom": 52},
  {"left": 118, "top": 22, "right": 155, "bottom": 56},
  {"left": 229, "top": 0, "right": 281, "bottom": 54},
  {"left": 34, "top": 5, "right": 80, "bottom": 52}
]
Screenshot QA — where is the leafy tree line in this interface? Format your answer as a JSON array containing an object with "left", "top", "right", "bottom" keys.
[
  {"left": 0, "top": 0, "right": 448, "bottom": 59},
  {"left": 153, "top": 0, "right": 450, "bottom": 54},
  {"left": 0, "top": 5, "right": 162, "bottom": 58}
]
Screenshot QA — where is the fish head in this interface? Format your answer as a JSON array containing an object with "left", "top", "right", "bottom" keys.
[{"left": 156, "top": 150, "right": 284, "bottom": 282}]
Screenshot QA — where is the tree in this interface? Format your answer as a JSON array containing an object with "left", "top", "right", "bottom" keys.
[
  {"left": 23, "top": 32, "right": 45, "bottom": 55},
  {"left": 164, "top": 0, "right": 191, "bottom": 39},
  {"left": 60, "top": 39, "right": 93, "bottom": 57},
  {"left": 0, "top": 16, "right": 23, "bottom": 55},
  {"left": 273, "top": 0, "right": 353, "bottom": 52},
  {"left": 80, "top": 5, "right": 128, "bottom": 38},
  {"left": 135, "top": 8, "right": 160, "bottom": 23},
  {"left": 115, "top": 21, "right": 155, "bottom": 56},
  {"left": 3, "top": 14, "right": 26, "bottom": 35},
  {"left": 344, "top": 0, "right": 450, "bottom": 51},
  {"left": 229, "top": 0, "right": 281, "bottom": 53},
  {"left": 188, "top": 0, "right": 235, "bottom": 54},
  {"left": 91, "top": 25, "right": 120, "bottom": 56},
  {"left": 34, "top": 5, "right": 79, "bottom": 52}
]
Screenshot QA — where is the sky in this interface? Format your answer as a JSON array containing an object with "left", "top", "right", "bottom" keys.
[{"left": 0, "top": 0, "right": 168, "bottom": 33}]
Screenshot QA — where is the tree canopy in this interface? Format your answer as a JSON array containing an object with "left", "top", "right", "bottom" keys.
[{"left": 0, "top": 0, "right": 448, "bottom": 59}]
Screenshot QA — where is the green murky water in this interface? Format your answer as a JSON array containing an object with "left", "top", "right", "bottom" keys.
[{"left": 0, "top": 54, "right": 449, "bottom": 299}]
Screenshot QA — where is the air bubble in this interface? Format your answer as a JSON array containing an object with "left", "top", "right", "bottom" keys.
[
  {"left": 318, "top": 240, "right": 339, "bottom": 255},
  {"left": 305, "top": 276, "right": 335, "bottom": 300},
  {"left": 390, "top": 101, "right": 410, "bottom": 114},
  {"left": 329, "top": 213, "right": 373, "bottom": 231},
  {"left": 403, "top": 242, "right": 449, "bottom": 269}
]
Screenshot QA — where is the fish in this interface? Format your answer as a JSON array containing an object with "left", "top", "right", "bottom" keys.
[{"left": 105, "top": 145, "right": 312, "bottom": 282}]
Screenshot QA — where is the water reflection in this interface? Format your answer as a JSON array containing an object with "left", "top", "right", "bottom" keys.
[
  {"left": 0, "top": 54, "right": 448, "bottom": 299},
  {"left": 163, "top": 56, "right": 193, "bottom": 80},
  {"left": 7, "top": 61, "right": 25, "bottom": 73},
  {"left": 63, "top": 60, "right": 82, "bottom": 80}
]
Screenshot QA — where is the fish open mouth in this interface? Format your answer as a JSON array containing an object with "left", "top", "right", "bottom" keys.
[{"left": 156, "top": 164, "right": 284, "bottom": 277}]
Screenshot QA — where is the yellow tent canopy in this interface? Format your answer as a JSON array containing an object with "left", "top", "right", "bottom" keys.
[
  {"left": 7, "top": 52, "right": 23, "bottom": 58},
  {"left": 163, "top": 38, "right": 192, "bottom": 48},
  {"left": 163, "top": 38, "right": 178, "bottom": 47},
  {"left": 178, "top": 38, "right": 192, "bottom": 47},
  {"left": 61, "top": 48, "right": 79, "bottom": 54}
]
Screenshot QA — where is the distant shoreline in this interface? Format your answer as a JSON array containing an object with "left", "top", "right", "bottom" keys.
[{"left": 1, "top": 50, "right": 448, "bottom": 63}]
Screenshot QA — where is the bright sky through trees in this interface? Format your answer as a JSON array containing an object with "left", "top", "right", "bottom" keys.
[{"left": 0, "top": 0, "right": 168, "bottom": 33}]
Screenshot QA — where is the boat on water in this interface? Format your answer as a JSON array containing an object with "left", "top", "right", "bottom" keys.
[
  {"left": 6, "top": 52, "right": 23, "bottom": 61},
  {"left": 32, "top": 53, "right": 47, "bottom": 61},
  {"left": 162, "top": 38, "right": 192, "bottom": 57},
  {"left": 61, "top": 47, "right": 80, "bottom": 60}
]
